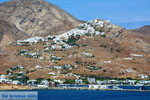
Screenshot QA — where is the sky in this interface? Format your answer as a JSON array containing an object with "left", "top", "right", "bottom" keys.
[{"left": 0, "top": 0, "right": 150, "bottom": 29}]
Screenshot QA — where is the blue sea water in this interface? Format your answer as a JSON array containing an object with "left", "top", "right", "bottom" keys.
[
  {"left": 3, "top": 89, "right": 149, "bottom": 100},
  {"left": 1, "top": 86, "right": 150, "bottom": 100},
  {"left": 37, "top": 89, "right": 150, "bottom": 100}
]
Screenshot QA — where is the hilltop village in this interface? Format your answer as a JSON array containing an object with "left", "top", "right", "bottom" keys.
[{"left": 0, "top": 19, "right": 150, "bottom": 89}]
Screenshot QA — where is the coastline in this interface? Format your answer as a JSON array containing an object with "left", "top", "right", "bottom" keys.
[
  {"left": 1, "top": 85, "right": 150, "bottom": 92},
  {"left": 0, "top": 83, "right": 150, "bottom": 92}
]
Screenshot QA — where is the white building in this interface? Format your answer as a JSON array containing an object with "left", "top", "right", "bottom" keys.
[
  {"left": 130, "top": 54, "right": 144, "bottom": 58},
  {"left": 51, "top": 45, "right": 62, "bottom": 50},
  {"left": 123, "top": 58, "right": 134, "bottom": 60},
  {"left": 53, "top": 66, "right": 62, "bottom": 70},
  {"left": 35, "top": 65, "right": 41, "bottom": 69},
  {"left": 12, "top": 80, "right": 20, "bottom": 85},
  {"left": 37, "top": 85, "right": 48, "bottom": 88},
  {"left": 0, "top": 75, "right": 6, "bottom": 82},
  {"left": 103, "top": 61, "right": 112, "bottom": 64},
  {"left": 139, "top": 80, "right": 150, "bottom": 84},
  {"left": 54, "top": 80, "right": 64, "bottom": 84},
  {"left": 18, "top": 37, "right": 44, "bottom": 44},
  {"left": 126, "top": 69, "right": 135, "bottom": 73},
  {"left": 88, "top": 78, "right": 96, "bottom": 84},
  {"left": 138, "top": 74, "right": 149, "bottom": 79},
  {"left": 27, "top": 80, "right": 36, "bottom": 85},
  {"left": 89, "top": 85, "right": 108, "bottom": 89},
  {"left": 96, "top": 80, "right": 103, "bottom": 85},
  {"left": 126, "top": 80, "right": 137, "bottom": 85},
  {"left": 82, "top": 52, "right": 94, "bottom": 58},
  {"left": 75, "top": 79, "right": 83, "bottom": 84},
  {"left": 40, "top": 80, "right": 49, "bottom": 86},
  {"left": 48, "top": 72, "right": 56, "bottom": 76}
]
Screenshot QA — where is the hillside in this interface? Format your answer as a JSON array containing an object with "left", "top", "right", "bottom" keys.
[
  {"left": 0, "top": 0, "right": 82, "bottom": 48},
  {"left": 132, "top": 25, "right": 150, "bottom": 35},
  {"left": 1, "top": 19, "right": 150, "bottom": 80},
  {"left": 0, "top": 19, "right": 29, "bottom": 51},
  {"left": 132, "top": 26, "right": 150, "bottom": 43}
]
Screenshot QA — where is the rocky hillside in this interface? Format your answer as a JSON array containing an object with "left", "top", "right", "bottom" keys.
[
  {"left": 1, "top": 19, "right": 150, "bottom": 80},
  {"left": 132, "top": 26, "right": 150, "bottom": 43},
  {"left": 0, "top": 19, "right": 29, "bottom": 51},
  {"left": 132, "top": 25, "right": 150, "bottom": 35},
  {"left": 0, "top": 0, "right": 82, "bottom": 48}
]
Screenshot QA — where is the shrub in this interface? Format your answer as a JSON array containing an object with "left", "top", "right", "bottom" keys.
[
  {"left": 64, "top": 79, "right": 75, "bottom": 84},
  {"left": 66, "top": 34, "right": 80, "bottom": 46},
  {"left": 103, "top": 69, "right": 107, "bottom": 72},
  {"left": 101, "top": 35, "right": 106, "bottom": 38},
  {"left": 36, "top": 78, "right": 44, "bottom": 84},
  {"left": 116, "top": 48, "right": 122, "bottom": 53},
  {"left": 100, "top": 44, "right": 107, "bottom": 48}
]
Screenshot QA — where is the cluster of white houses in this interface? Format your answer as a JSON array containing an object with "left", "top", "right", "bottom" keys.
[
  {"left": 12, "top": 19, "right": 113, "bottom": 49},
  {"left": 1, "top": 74, "right": 150, "bottom": 89}
]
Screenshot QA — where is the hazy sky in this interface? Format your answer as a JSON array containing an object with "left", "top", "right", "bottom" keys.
[{"left": 0, "top": 0, "right": 150, "bottom": 28}]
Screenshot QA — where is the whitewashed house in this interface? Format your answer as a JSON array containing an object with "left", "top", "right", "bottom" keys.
[
  {"left": 40, "top": 57, "right": 44, "bottom": 60},
  {"left": 16, "top": 65, "right": 24, "bottom": 69},
  {"left": 0, "top": 75, "right": 6, "bottom": 83},
  {"left": 130, "top": 54, "right": 144, "bottom": 58},
  {"left": 12, "top": 80, "right": 20, "bottom": 85},
  {"left": 89, "top": 85, "right": 108, "bottom": 89},
  {"left": 35, "top": 65, "right": 41, "bottom": 69},
  {"left": 126, "top": 69, "right": 135, "bottom": 73},
  {"left": 96, "top": 80, "right": 103, "bottom": 85},
  {"left": 54, "top": 80, "right": 64, "bottom": 84},
  {"left": 123, "top": 58, "right": 134, "bottom": 60},
  {"left": 138, "top": 74, "right": 149, "bottom": 79},
  {"left": 88, "top": 78, "right": 96, "bottom": 84},
  {"left": 139, "top": 80, "right": 150, "bottom": 84},
  {"left": 27, "top": 80, "right": 36, "bottom": 85},
  {"left": 37, "top": 85, "right": 48, "bottom": 88},
  {"left": 75, "top": 79, "right": 83, "bottom": 84},
  {"left": 40, "top": 80, "right": 49, "bottom": 86},
  {"left": 103, "top": 61, "right": 112, "bottom": 64},
  {"left": 126, "top": 80, "right": 137, "bottom": 85},
  {"left": 53, "top": 66, "right": 62, "bottom": 70},
  {"left": 82, "top": 52, "right": 94, "bottom": 58},
  {"left": 48, "top": 72, "right": 56, "bottom": 76},
  {"left": 51, "top": 45, "right": 62, "bottom": 50},
  {"left": 18, "top": 37, "right": 44, "bottom": 44}
]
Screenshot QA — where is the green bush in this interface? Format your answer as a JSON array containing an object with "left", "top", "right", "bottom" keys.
[
  {"left": 101, "top": 35, "right": 106, "bottom": 38},
  {"left": 66, "top": 34, "right": 80, "bottom": 46},
  {"left": 64, "top": 79, "right": 75, "bottom": 84},
  {"left": 100, "top": 45, "right": 107, "bottom": 48},
  {"left": 36, "top": 78, "right": 44, "bottom": 84},
  {"left": 116, "top": 48, "right": 122, "bottom": 53}
]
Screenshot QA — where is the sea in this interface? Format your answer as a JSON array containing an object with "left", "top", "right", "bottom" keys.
[
  {"left": 37, "top": 89, "right": 150, "bottom": 100},
  {"left": 1, "top": 86, "right": 150, "bottom": 100}
]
